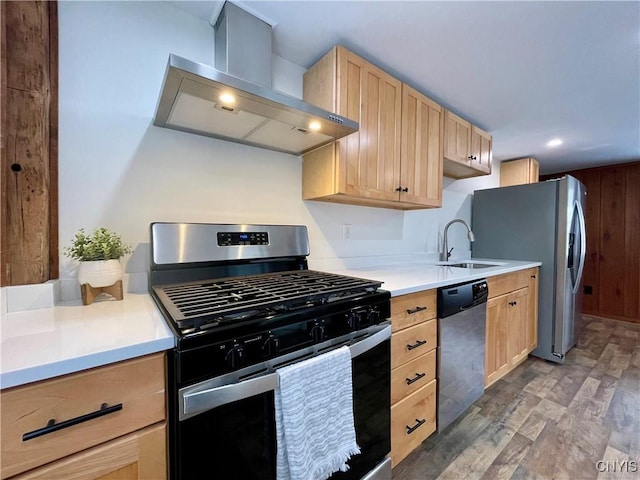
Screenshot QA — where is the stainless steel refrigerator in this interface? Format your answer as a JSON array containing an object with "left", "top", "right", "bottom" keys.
[{"left": 471, "top": 175, "right": 587, "bottom": 363}]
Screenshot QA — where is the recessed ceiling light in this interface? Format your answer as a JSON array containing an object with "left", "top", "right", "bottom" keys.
[{"left": 547, "top": 138, "right": 563, "bottom": 148}]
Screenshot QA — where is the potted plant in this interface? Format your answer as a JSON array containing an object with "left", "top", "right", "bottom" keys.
[{"left": 65, "top": 227, "right": 132, "bottom": 303}]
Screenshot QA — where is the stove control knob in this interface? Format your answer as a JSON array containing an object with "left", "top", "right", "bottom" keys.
[
  {"left": 367, "top": 307, "right": 381, "bottom": 325},
  {"left": 346, "top": 310, "right": 361, "bottom": 330},
  {"left": 348, "top": 309, "right": 368, "bottom": 330},
  {"left": 262, "top": 333, "right": 279, "bottom": 357},
  {"left": 309, "top": 321, "right": 326, "bottom": 343},
  {"left": 225, "top": 342, "right": 246, "bottom": 369}
]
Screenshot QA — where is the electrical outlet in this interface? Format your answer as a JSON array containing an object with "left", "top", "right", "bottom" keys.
[{"left": 342, "top": 224, "right": 352, "bottom": 241}]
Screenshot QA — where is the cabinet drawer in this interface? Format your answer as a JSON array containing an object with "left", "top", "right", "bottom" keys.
[
  {"left": 391, "top": 379, "right": 436, "bottom": 467},
  {"left": 487, "top": 270, "right": 529, "bottom": 298},
  {"left": 391, "top": 319, "right": 437, "bottom": 369},
  {"left": 391, "top": 349, "right": 436, "bottom": 405},
  {"left": 1, "top": 353, "right": 166, "bottom": 479},
  {"left": 391, "top": 290, "right": 436, "bottom": 331}
]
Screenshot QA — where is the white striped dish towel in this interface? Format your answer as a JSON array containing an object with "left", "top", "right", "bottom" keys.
[{"left": 274, "top": 345, "right": 360, "bottom": 480}]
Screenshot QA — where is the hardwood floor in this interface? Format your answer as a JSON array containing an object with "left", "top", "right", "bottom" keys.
[{"left": 392, "top": 315, "right": 640, "bottom": 480}]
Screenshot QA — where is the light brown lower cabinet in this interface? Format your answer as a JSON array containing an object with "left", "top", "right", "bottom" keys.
[
  {"left": 389, "top": 289, "right": 437, "bottom": 466},
  {"left": 10, "top": 423, "right": 166, "bottom": 480},
  {"left": 1, "top": 353, "right": 167, "bottom": 480},
  {"left": 485, "top": 268, "right": 539, "bottom": 388}
]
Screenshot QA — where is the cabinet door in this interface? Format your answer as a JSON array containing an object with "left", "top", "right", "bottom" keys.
[
  {"left": 500, "top": 157, "right": 539, "bottom": 187},
  {"left": 500, "top": 158, "right": 530, "bottom": 186},
  {"left": 485, "top": 296, "right": 510, "bottom": 387},
  {"left": 400, "top": 85, "right": 443, "bottom": 207},
  {"left": 527, "top": 269, "right": 539, "bottom": 351},
  {"left": 443, "top": 110, "right": 471, "bottom": 165},
  {"left": 336, "top": 48, "right": 402, "bottom": 202},
  {"left": 12, "top": 423, "right": 166, "bottom": 480},
  {"left": 507, "top": 288, "right": 529, "bottom": 366},
  {"left": 470, "top": 126, "right": 492, "bottom": 174}
]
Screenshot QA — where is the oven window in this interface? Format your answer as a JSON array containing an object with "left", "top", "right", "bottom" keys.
[{"left": 177, "top": 392, "right": 276, "bottom": 479}]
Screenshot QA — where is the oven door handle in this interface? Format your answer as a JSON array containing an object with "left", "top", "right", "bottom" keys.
[{"left": 180, "top": 324, "right": 391, "bottom": 420}]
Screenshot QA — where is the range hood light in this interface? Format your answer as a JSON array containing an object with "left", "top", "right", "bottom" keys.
[
  {"left": 219, "top": 93, "right": 236, "bottom": 105},
  {"left": 309, "top": 121, "right": 321, "bottom": 132}
]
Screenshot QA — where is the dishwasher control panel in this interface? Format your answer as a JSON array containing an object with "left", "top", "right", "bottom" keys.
[{"left": 437, "top": 278, "right": 488, "bottom": 318}]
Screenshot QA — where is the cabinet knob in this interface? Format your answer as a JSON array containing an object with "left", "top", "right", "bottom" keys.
[
  {"left": 402, "top": 187, "right": 409, "bottom": 193},
  {"left": 395, "top": 186, "right": 402, "bottom": 192}
]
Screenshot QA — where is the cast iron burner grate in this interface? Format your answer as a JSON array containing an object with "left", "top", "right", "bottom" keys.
[{"left": 153, "top": 270, "right": 382, "bottom": 328}]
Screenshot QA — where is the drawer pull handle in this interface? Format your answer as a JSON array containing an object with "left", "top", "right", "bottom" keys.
[
  {"left": 406, "top": 372, "right": 426, "bottom": 385},
  {"left": 406, "top": 306, "right": 427, "bottom": 315},
  {"left": 406, "top": 339, "right": 427, "bottom": 351},
  {"left": 406, "top": 418, "right": 426, "bottom": 434},
  {"left": 22, "top": 403, "right": 123, "bottom": 441}
]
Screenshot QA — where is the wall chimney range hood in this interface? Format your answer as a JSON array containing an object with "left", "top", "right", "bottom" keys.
[{"left": 153, "top": 2, "right": 358, "bottom": 156}]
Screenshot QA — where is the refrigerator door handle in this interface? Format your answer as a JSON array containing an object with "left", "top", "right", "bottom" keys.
[{"left": 572, "top": 199, "right": 587, "bottom": 295}]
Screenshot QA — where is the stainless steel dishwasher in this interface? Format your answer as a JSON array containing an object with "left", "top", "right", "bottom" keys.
[{"left": 436, "top": 278, "right": 488, "bottom": 433}]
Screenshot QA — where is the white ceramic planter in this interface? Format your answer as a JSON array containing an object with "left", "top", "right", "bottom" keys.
[{"left": 77, "top": 259, "right": 123, "bottom": 288}]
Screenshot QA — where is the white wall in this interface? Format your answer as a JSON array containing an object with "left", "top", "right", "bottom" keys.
[{"left": 57, "top": 1, "right": 498, "bottom": 296}]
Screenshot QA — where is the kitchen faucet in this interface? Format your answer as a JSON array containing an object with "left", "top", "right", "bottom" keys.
[{"left": 440, "top": 219, "right": 476, "bottom": 261}]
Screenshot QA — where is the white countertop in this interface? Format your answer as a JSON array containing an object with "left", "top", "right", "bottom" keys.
[
  {"left": 321, "top": 259, "right": 541, "bottom": 296},
  {"left": 0, "top": 294, "right": 174, "bottom": 390},
  {"left": 0, "top": 258, "right": 540, "bottom": 390}
]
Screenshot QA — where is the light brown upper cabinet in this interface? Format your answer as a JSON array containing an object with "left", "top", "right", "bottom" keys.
[
  {"left": 500, "top": 157, "right": 539, "bottom": 186},
  {"left": 302, "top": 46, "right": 443, "bottom": 210},
  {"left": 470, "top": 125, "right": 492, "bottom": 174},
  {"left": 443, "top": 109, "right": 492, "bottom": 179},
  {"left": 400, "top": 85, "right": 444, "bottom": 208}
]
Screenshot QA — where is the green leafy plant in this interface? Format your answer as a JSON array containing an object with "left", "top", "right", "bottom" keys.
[{"left": 64, "top": 227, "right": 132, "bottom": 261}]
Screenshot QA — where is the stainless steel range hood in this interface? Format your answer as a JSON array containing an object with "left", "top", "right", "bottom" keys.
[{"left": 153, "top": 2, "right": 358, "bottom": 156}]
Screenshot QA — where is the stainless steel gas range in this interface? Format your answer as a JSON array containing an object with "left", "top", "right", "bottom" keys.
[{"left": 149, "top": 223, "right": 392, "bottom": 480}]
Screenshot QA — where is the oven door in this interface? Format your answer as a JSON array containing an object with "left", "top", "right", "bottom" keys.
[{"left": 172, "top": 324, "right": 391, "bottom": 480}]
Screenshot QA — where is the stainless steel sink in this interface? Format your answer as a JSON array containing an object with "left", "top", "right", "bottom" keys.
[{"left": 439, "top": 262, "right": 502, "bottom": 269}]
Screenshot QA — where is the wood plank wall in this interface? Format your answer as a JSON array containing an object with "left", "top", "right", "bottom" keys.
[
  {"left": 0, "top": 1, "right": 58, "bottom": 286},
  {"left": 542, "top": 161, "right": 640, "bottom": 323}
]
